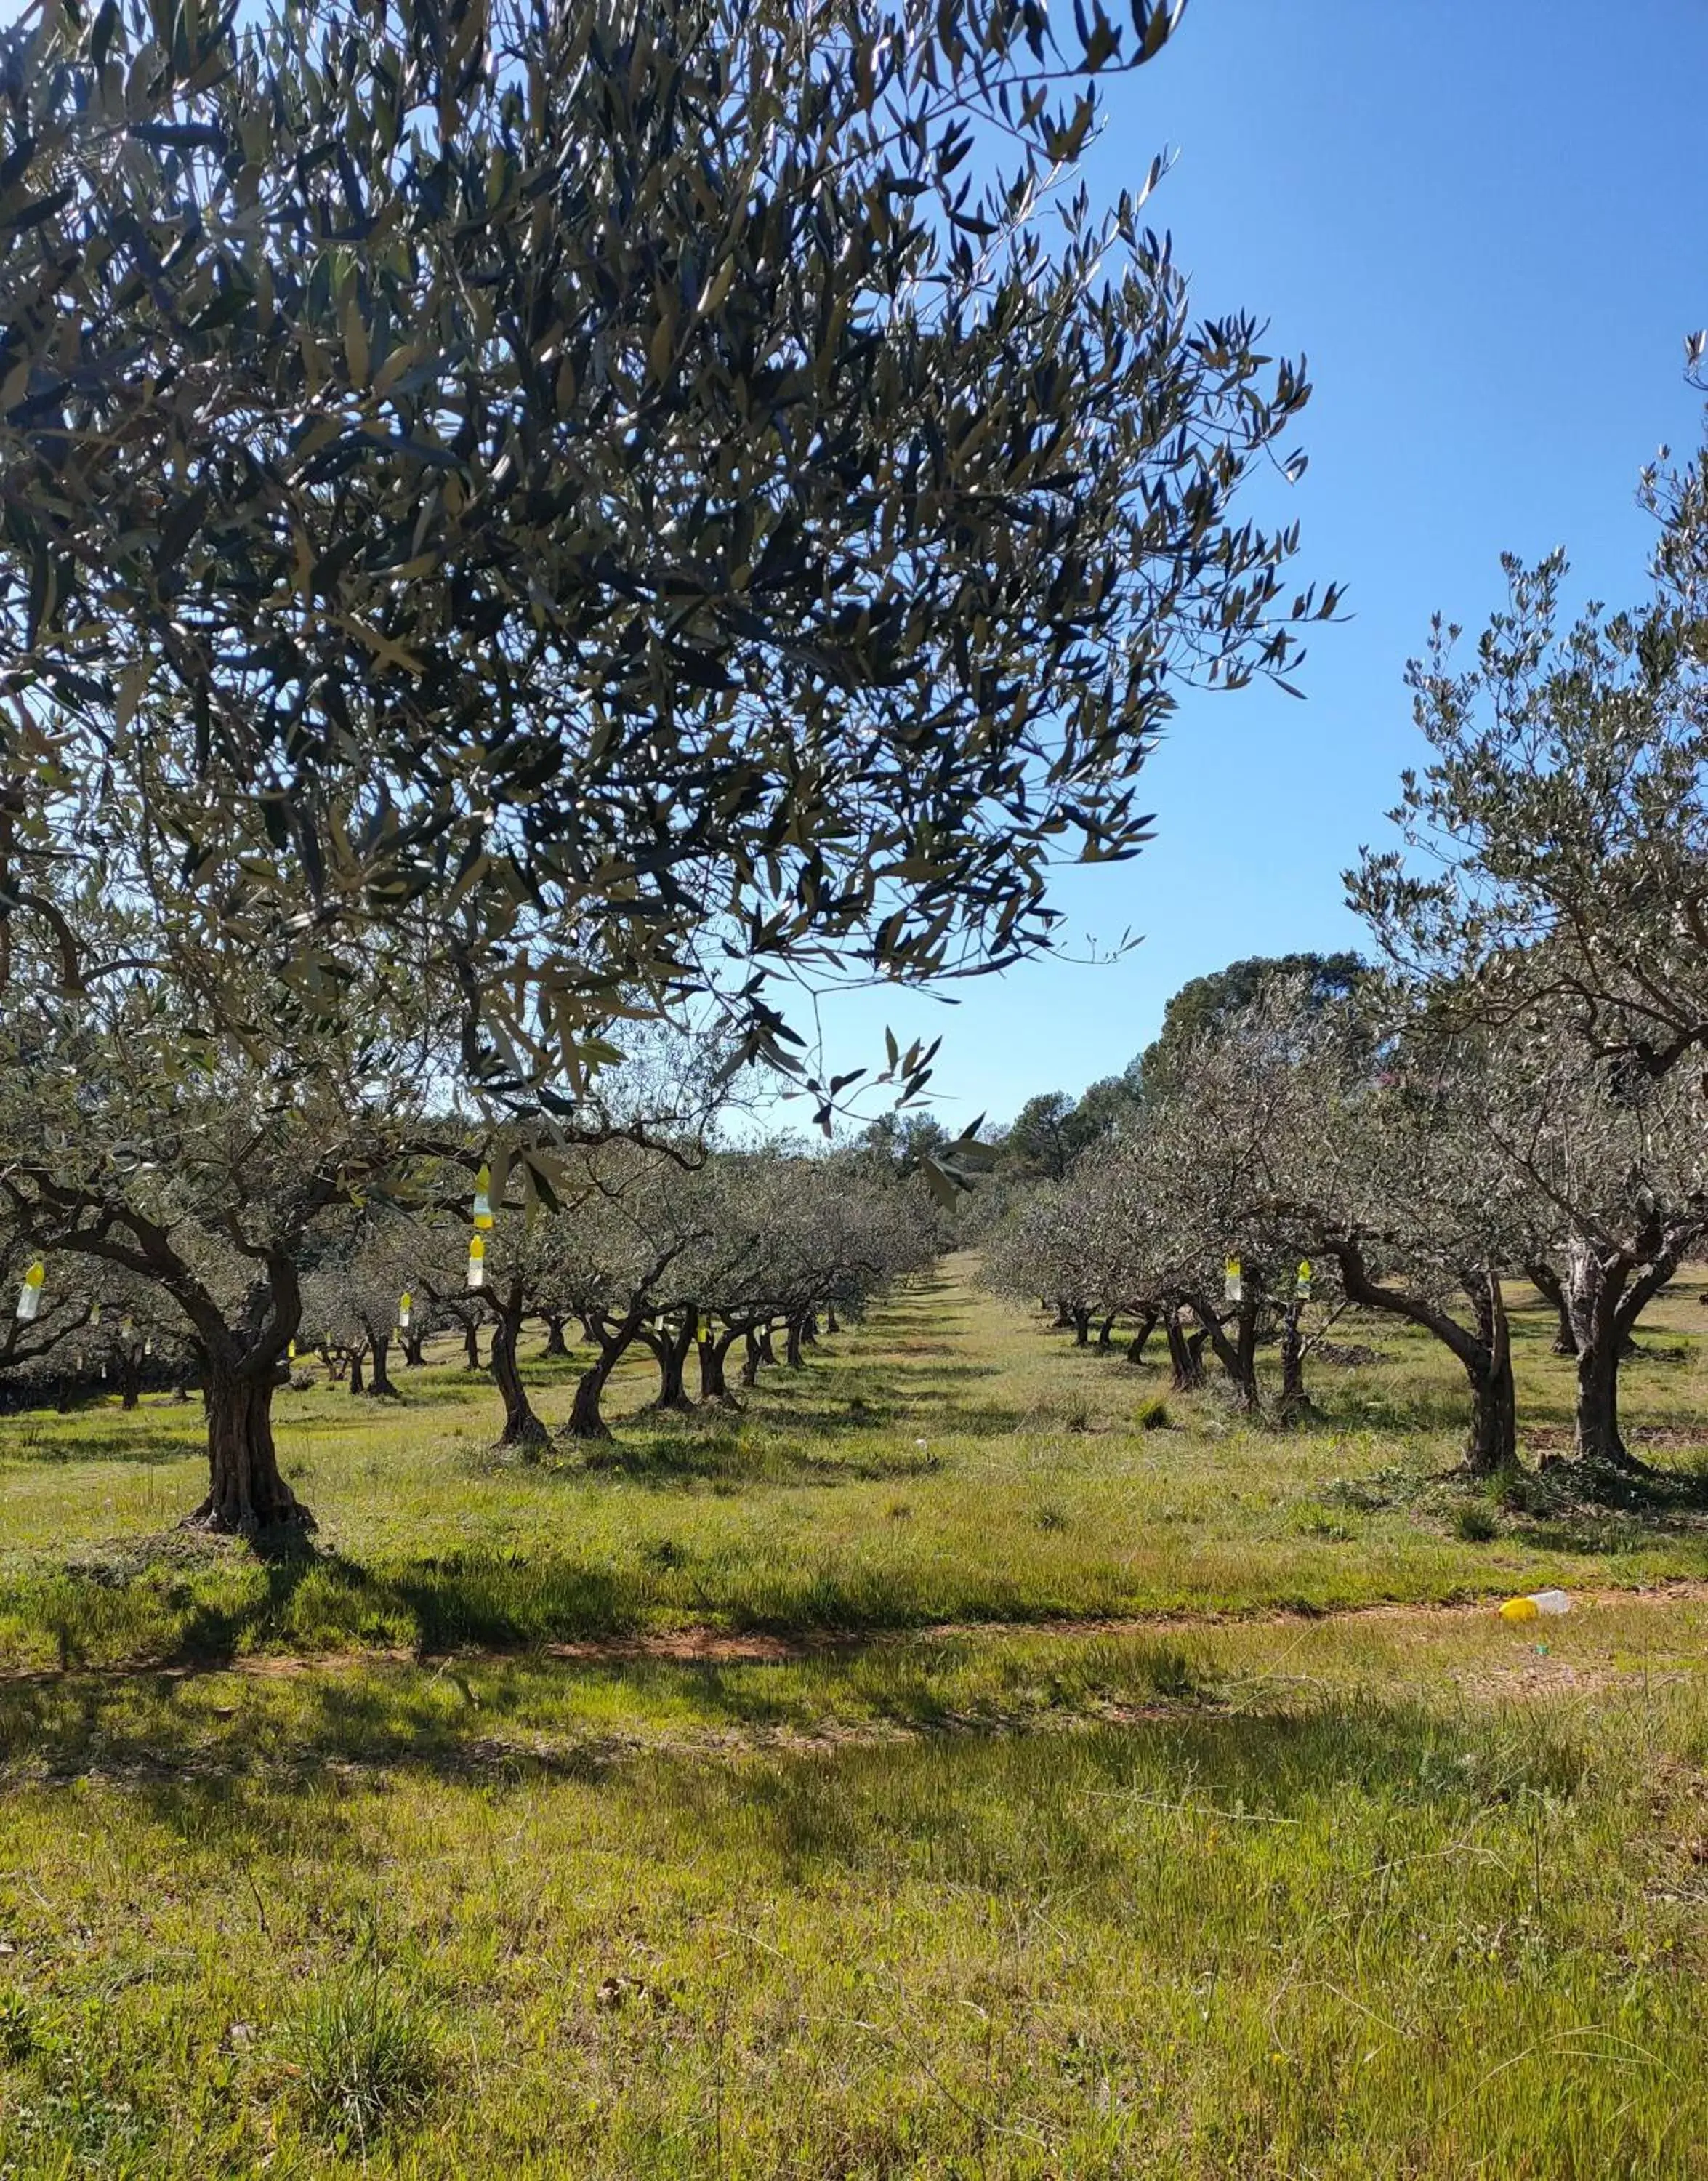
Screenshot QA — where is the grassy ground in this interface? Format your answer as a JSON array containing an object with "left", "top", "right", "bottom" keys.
[{"left": 4, "top": 1260, "right": 1708, "bottom": 2173}]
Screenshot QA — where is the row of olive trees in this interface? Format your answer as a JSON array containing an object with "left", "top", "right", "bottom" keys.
[
  {"left": 1, "top": 1130, "right": 938, "bottom": 1477},
  {"left": 986, "top": 973, "right": 1708, "bottom": 1476},
  {"left": 297, "top": 1144, "right": 939, "bottom": 1450}
]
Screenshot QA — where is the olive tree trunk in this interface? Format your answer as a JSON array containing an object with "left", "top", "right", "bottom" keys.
[
  {"left": 1276, "top": 1301, "right": 1313, "bottom": 1424},
  {"left": 1165, "top": 1306, "right": 1205, "bottom": 1391},
  {"left": 1526, "top": 1260, "right": 1576, "bottom": 1357},
  {"left": 641, "top": 1309, "right": 698, "bottom": 1413},
  {"left": 563, "top": 1306, "right": 649, "bottom": 1441},
  {"left": 1191, "top": 1293, "right": 1262, "bottom": 1415},
  {"left": 1563, "top": 1240, "right": 1685, "bottom": 1471},
  {"left": 698, "top": 1326, "right": 743, "bottom": 1404},
  {"left": 1321, "top": 1241, "right": 1517, "bottom": 1478},
  {"left": 188, "top": 1363, "right": 313, "bottom": 1536},
  {"left": 490, "top": 1301, "right": 547, "bottom": 1449},
  {"left": 363, "top": 1328, "right": 398, "bottom": 1398}
]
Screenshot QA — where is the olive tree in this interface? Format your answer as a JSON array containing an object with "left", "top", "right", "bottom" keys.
[
  {"left": 1481, "top": 1023, "right": 1708, "bottom": 1469},
  {"left": 1350, "top": 440, "right": 1708, "bottom": 1083},
  {"left": 0, "top": 0, "right": 1333, "bottom": 1133}
]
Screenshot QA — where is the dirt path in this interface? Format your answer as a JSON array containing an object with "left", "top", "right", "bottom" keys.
[{"left": 6, "top": 1576, "right": 1708, "bottom": 1692}]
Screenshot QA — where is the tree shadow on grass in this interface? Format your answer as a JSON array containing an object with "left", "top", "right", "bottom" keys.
[
  {"left": 575, "top": 1431, "right": 944, "bottom": 1490},
  {"left": 0, "top": 1423, "right": 205, "bottom": 1467},
  {"left": 5, "top": 1675, "right": 1587, "bottom": 1881}
]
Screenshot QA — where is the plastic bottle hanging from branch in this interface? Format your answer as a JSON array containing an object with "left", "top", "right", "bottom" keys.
[
  {"left": 1223, "top": 1257, "right": 1242, "bottom": 1305},
  {"left": 398, "top": 1290, "right": 412, "bottom": 1331},
  {"left": 472, "top": 1165, "right": 494, "bottom": 1232},
  {"left": 467, "top": 1234, "right": 486, "bottom": 1290},
  {"left": 15, "top": 1261, "right": 44, "bottom": 1322},
  {"left": 1295, "top": 1260, "right": 1312, "bottom": 1301}
]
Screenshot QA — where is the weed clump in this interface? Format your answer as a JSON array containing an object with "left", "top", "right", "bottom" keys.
[
  {"left": 1454, "top": 1501, "right": 1499, "bottom": 1542},
  {"left": 1135, "top": 1398, "right": 1170, "bottom": 1431},
  {"left": 283, "top": 1969, "right": 436, "bottom": 2148}
]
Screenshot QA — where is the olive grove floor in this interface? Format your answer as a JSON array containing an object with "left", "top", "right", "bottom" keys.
[{"left": 4, "top": 1260, "right": 1708, "bottom": 2174}]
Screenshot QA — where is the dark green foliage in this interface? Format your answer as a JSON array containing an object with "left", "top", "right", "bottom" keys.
[{"left": 1139, "top": 951, "right": 1370, "bottom": 1090}]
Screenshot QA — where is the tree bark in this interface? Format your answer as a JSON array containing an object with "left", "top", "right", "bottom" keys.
[
  {"left": 785, "top": 1314, "right": 806, "bottom": 1368},
  {"left": 563, "top": 1311, "right": 648, "bottom": 1441},
  {"left": 1071, "top": 1308, "right": 1090, "bottom": 1347},
  {"left": 1165, "top": 1306, "right": 1204, "bottom": 1391},
  {"left": 186, "top": 1365, "right": 313, "bottom": 1537},
  {"left": 118, "top": 1351, "right": 141, "bottom": 1410},
  {"left": 1526, "top": 1260, "right": 1576, "bottom": 1356},
  {"left": 1465, "top": 1281, "right": 1518, "bottom": 1478},
  {"left": 490, "top": 1307, "right": 547, "bottom": 1448},
  {"left": 642, "top": 1309, "right": 698, "bottom": 1413},
  {"left": 542, "top": 1314, "right": 569, "bottom": 1357},
  {"left": 463, "top": 1320, "right": 482, "bottom": 1370},
  {"left": 757, "top": 1321, "right": 778, "bottom": 1365},
  {"left": 1277, "top": 1302, "right": 1313, "bottom": 1424},
  {"left": 400, "top": 1328, "right": 424, "bottom": 1367},
  {"left": 1319, "top": 1239, "right": 1518, "bottom": 1477},
  {"left": 1193, "top": 1294, "right": 1262, "bottom": 1414},
  {"left": 698, "top": 1326, "right": 743, "bottom": 1405},
  {"left": 825, "top": 1306, "right": 840, "bottom": 1335},
  {"left": 1563, "top": 1241, "right": 1680, "bottom": 1472},
  {"left": 1124, "top": 1310, "right": 1158, "bottom": 1366},
  {"left": 348, "top": 1345, "right": 365, "bottom": 1396},
  {"left": 364, "top": 1330, "right": 398, "bottom": 1398},
  {"left": 741, "top": 1327, "right": 764, "bottom": 1387}
]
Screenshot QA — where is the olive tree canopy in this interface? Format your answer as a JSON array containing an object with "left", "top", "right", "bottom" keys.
[{"left": 0, "top": 0, "right": 1333, "bottom": 1111}]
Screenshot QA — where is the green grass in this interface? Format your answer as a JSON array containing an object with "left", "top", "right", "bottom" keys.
[
  {"left": 6, "top": 1261, "right": 1708, "bottom": 2171},
  {"left": 5, "top": 1261, "right": 1708, "bottom": 1671}
]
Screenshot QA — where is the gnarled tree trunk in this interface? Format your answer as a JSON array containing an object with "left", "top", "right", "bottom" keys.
[
  {"left": 785, "top": 1314, "right": 806, "bottom": 1368},
  {"left": 348, "top": 1344, "right": 365, "bottom": 1396},
  {"left": 364, "top": 1329, "right": 398, "bottom": 1398},
  {"left": 1466, "top": 1281, "right": 1518, "bottom": 1477},
  {"left": 542, "top": 1314, "right": 569, "bottom": 1357},
  {"left": 1562, "top": 1240, "right": 1683, "bottom": 1473},
  {"left": 1125, "top": 1309, "right": 1158, "bottom": 1366},
  {"left": 698, "top": 1326, "right": 743, "bottom": 1405},
  {"left": 187, "top": 1363, "right": 313, "bottom": 1537},
  {"left": 1276, "top": 1301, "right": 1313, "bottom": 1424},
  {"left": 1165, "top": 1305, "right": 1205, "bottom": 1391},
  {"left": 490, "top": 1304, "right": 547, "bottom": 1449},
  {"left": 1071, "top": 1308, "right": 1090, "bottom": 1347},
  {"left": 1526, "top": 1260, "right": 1576, "bottom": 1357},
  {"left": 464, "top": 1320, "right": 483, "bottom": 1370},
  {"left": 741, "top": 1327, "right": 764, "bottom": 1387},
  {"left": 563, "top": 1305, "right": 648, "bottom": 1441},
  {"left": 642, "top": 1309, "right": 698, "bottom": 1413},
  {"left": 1321, "top": 1240, "right": 1518, "bottom": 1479},
  {"left": 1194, "top": 1294, "right": 1261, "bottom": 1415}
]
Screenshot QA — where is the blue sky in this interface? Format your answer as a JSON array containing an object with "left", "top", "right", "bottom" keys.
[{"left": 796, "top": 0, "right": 1708, "bottom": 1138}]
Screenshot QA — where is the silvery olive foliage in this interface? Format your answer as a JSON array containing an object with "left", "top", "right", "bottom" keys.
[
  {"left": 0, "top": 0, "right": 1332, "bottom": 1126},
  {"left": 1350, "top": 438, "right": 1708, "bottom": 1083}
]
